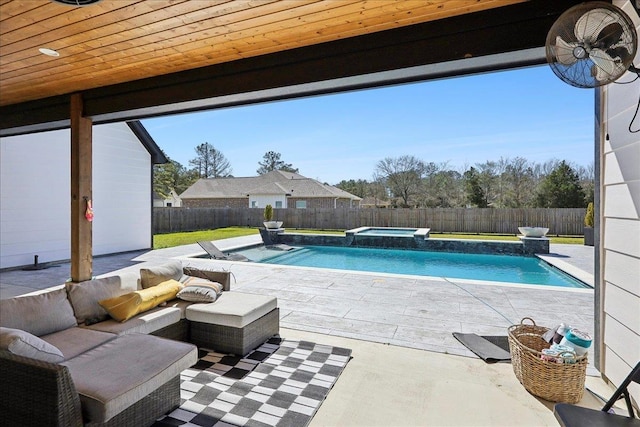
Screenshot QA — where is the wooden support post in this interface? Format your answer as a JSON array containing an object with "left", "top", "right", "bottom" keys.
[{"left": 70, "top": 93, "right": 92, "bottom": 282}]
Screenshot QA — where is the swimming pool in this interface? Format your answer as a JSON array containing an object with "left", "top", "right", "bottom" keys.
[
  {"left": 231, "top": 245, "right": 588, "bottom": 288},
  {"left": 353, "top": 227, "right": 418, "bottom": 236}
]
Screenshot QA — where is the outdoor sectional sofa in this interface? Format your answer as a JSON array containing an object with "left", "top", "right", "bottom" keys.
[{"left": 0, "top": 260, "right": 279, "bottom": 427}]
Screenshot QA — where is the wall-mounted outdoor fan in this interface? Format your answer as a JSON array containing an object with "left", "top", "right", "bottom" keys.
[{"left": 546, "top": 1, "right": 639, "bottom": 88}]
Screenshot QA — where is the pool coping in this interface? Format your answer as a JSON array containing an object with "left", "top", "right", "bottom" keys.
[
  {"left": 537, "top": 253, "right": 594, "bottom": 287},
  {"left": 346, "top": 226, "right": 431, "bottom": 239}
]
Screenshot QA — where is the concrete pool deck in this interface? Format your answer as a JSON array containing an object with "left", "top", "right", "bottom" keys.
[
  {"left": 0, "top": 235, "right": 595, "bottom": 361},
  {"left": 1, "top": 236, "right": 612, "bottom": 426}
]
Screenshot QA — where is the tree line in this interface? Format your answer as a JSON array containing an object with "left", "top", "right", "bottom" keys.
[
  {"left": 336, "top": 155, "right": 593, "bottom": 209},
  {"left": 154, "top": 143, "right": 593, "bottom": 209}
]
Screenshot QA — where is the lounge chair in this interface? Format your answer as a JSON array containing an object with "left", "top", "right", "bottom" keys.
[
  {"left": 259, "top": 228, "right": 294, "bottom": 251},
  {"left": 554, "top": 362, "right": 640, "bottom": 427},
  {"left": 197, "top": 241, "right": 249, "bottom": 261}
]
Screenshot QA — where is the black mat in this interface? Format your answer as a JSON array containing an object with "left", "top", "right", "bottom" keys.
[{"left": 453, "top": 333, "right": 511, "bottom": 363}]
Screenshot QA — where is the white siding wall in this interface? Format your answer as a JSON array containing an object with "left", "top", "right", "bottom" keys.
[
  {"left": 248, "top": 195, "right": 287, "bottom": 209},
  {"left": 0, "top": 122, "right": 152, "bottom": 269},
  {"left": 0, "top": 130, "right": 70, "bottom": 268},
  {"left": 601, "top": 0, "right": 640, "bottom": 402},
  {"left": 92, "top": 124, "right": 151, "bottom": 256}
]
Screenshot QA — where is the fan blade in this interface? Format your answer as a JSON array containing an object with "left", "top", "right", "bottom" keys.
[
  {"left": 574, "top": 8, "right": 618, "bottom": 43},
  {"left": 590, "top": 48, "right": 619, "bottom": 81},
  {"left": 554, "top": 36, "right": 580, "bottom": 65},
  {"left": 599, "top": 22, "right": 636, "bottom": 59},
  {"left": 598, "top": 23, "right": 624, "bottom": 49}
]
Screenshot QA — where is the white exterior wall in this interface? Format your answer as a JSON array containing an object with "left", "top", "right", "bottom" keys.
[
  {"left": 0, "top": 130, "right": 70, "bottom": 268},
  {"left": 92, "top": 124, "right": 151, "bottom": 256},
  {"left": 0, "top": 122, "right": 152, "bottom": 269},
  {"left": 601, "top": 0, "right": 640, "bottom": 402},
  {"left": 248, "top": 195, "right": 287, "bottom": 209}
]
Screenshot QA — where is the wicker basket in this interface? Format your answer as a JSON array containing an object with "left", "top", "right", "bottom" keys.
[{"left": 508, "top": 317, "right": 588, "bottom": 404}]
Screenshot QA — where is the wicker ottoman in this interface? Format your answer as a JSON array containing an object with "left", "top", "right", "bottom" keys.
[{"left": 186, "top": 292, "right": 279, "bottom": 356}]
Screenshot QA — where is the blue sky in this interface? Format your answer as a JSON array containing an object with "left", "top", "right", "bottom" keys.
[{"left": 141, "top": 65, "right": 594, "bottom": 185}]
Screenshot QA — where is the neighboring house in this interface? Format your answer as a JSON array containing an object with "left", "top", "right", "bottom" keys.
[
  {"left": 0, "top": 121, "right": 167, "bottom": 269},
  {"left": 154, "top": 189, "right": 182, "bottom": 207},
  {"left": 153, "top": 192, "right": 165, "bottom": 208},
  {"left": 180, "top": 170, "right": 361, "bottom": 209},
  {"left": 164, "top": 189, "right": 182, "bottom": 207}
]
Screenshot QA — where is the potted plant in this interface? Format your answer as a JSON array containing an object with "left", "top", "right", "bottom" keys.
[
  {"left": 584, "top": 202, "right": 594, "bottom": 246},
  {"left": 263, "top": 204, "right": 283, "bottom": 229}
]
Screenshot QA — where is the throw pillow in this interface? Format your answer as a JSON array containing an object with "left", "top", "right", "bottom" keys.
[
  {"left": 0, "top": 288, "right": 77, "bottom": 336},
  {"left": 65, "top": 272, "right": 139, "bottom": 324},
  {"left": 99, "top": 279, "right": 183, "bottom": 322},
  {"left": 0, "top": 327, "right": 64, "bottom": 363},
  {"left": 176, "top": 276, "right": 224, "bottom": 303},
  {"left": 140, "top": 260, "right": 184, "bottom": 289},
  {"left": 182, "top": 266, "right": 231, "bottom": 291}
]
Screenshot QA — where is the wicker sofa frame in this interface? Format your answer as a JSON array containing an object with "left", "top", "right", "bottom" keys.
[
  {"left": 0, "top": 267, "right": 280, "bottom": 427},
  {"left": 0, "top": 351, "right": 181, "bottom": 427},
  {"left": 190, "top": 308, "right": 280, "bottom": 356}
]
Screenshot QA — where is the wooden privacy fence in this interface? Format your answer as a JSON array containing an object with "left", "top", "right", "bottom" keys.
[{"left": 154, "top": 207, "right": 586, "bottom": 235}]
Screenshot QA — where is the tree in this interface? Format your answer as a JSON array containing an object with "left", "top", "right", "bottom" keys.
[
  {"left": 474, "top": 161, "right": 500, "bottom": 207},
  {"left": 463, "top": 167, "right": 487, "bottom": 207},
  {"left": 501, "top": 157, "right": 536, "bottom": 207},
  {"left": 189, "top": 142, "right": 232, "bottom": 178},
  {"left": 335, "top": 179, "right": 370, "bottom": 198},
  {"left": 418, "top": 162, "right": 443, "bottom": 207},
  {"left": 431, "top": 169, "right": 465, "bottom": 207},
  {"left": 257, "top": 151, "right": 298, "bottom": 175},
  {"left": 576, "top": 162, "right": 595, "bottom": 204},
  {"left": 535, "top": 160, "right": 586, "bottom": 207},
  {"left": 153, "top": 158, "right": 199, "bottom": 198},
  {"left": 374, "top": 155, "right": 425, "bottom": 207}
]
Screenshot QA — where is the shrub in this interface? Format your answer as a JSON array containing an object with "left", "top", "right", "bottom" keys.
[
  {"left": 584, "top": 202, "right": 594, "bottom": 227},
  {"left": 264, "top": 204, "right": 273, "bottom": 221}
]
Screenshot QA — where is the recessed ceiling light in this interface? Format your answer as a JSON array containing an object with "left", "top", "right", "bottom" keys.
[
  {"left": 50, "top": 0, "right": 102, "bottom": 6},
  {"left": 39, "top": 48, "right": 60, "bottom": 57}
]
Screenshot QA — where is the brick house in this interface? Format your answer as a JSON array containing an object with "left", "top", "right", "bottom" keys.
[{"left": 180, "top": 170, "right": 361, "bottom": 209}]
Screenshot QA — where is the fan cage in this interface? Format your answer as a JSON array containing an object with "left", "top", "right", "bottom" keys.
[{"left": 545, "top": 1, "right": 638, "bottom": 88}]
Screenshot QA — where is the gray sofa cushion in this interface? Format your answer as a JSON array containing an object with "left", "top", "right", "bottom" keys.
[
  {"left": 165, "top": 299, "right": 193, "bottom": 319},
  {"left": 0, "top": 327, "right": 64, "bottom": 363},
  {"left": 140, "top": 260, "right": 184, "bottom": 289},
  {"left": 66, "top": 272, "right": 140, "bottom": 324},
  {"left": 83, "top": 306, "right": 182, "bottom": 335},
  {"left": 41, "top": 327, "right": 117, "bottom": 360},
  {"left": 0, "top": 287, "right": 77, "bottom": 336},
  {"left": 186, "top": 292, "right": 277, "bottom": 328},
  {"left": 62, "top": 333, "right": 197, "bottom": 423}
]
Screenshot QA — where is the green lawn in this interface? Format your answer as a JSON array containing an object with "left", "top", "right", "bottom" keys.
[
  {"left": 154, "top": 227, "right": 583, "bottom": 248},
  {"left": 153, "top": 227, "right": 259, "bottom": 249},
  {"left": 430, "top": 233, "right": 584, "bottom": 245}
]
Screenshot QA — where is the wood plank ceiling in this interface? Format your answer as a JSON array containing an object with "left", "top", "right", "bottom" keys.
[{"left": 0, "top": 0, "right": 526, "bottom": 108}]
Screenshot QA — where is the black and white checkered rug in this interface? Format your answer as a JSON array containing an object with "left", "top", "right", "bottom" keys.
[{"left": 153, "top": 337, "right": 352, "bottom": 427}]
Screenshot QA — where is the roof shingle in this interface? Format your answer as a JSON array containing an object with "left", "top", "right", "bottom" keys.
[{"left": 180, "top": 170, "right": 361, "bottom": 200}]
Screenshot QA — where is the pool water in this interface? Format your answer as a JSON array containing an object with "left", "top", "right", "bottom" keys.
[
  {"left": 234, "top": 245, "right": 588, "bottom": 288},
  {"left": 355, "top": 228, "right": 417, "bottom": 236}
]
